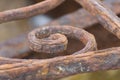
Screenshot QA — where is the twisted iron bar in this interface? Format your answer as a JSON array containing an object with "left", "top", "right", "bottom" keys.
[
  {"left": 75, "top": 0, "right": 120, "bottom": 39},
  {"left": 0, "top": 0, "right": 119, "bottom": 58},
  {"left": 0, "top": 0, "right": 119, "bottom": 80},
  {"left": 0, "top": 0, "right": 65, "bottom": 23},
  {"left": 28, "top": 25, "right": 97, "bottom": 54}
]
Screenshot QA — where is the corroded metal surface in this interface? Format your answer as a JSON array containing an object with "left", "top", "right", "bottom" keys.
[
  {"left": 75, "top": 0, "right": 120, "bottom": 39},
  {"left": 28, "top": 25, "right": 97, "bottom": 54},
  {"left": 0, "top": 47, "right": 120, "bottom": 80},
  {"left": 0, "top": 0, "right": 65, "bottom": 23},
  {"left": 0, "top": 0, "right": 120, "bottom": 80},
  {"left": 0, "top": 0, "right": 120, "bottom": 58},
  {"left": 51, "top": 0, "right": 120, "bottom": 28}
]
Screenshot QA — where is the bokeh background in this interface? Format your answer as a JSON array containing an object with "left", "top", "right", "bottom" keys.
[{"left": 0, "top": 0, "right": 120, "bottom": 80}]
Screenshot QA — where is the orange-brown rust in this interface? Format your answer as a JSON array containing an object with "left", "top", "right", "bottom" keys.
[
  {"left": 0, "top": 0, "right": 65, "bottom": 23},
  {"left": 0, "top": 0, "right": 119, "bottom": 80},
  {"left": 0, "top": 47, "right": 120, "bottom": 80},
  {"left": 51, "top": 0, "right": 120, "bottom": 29},
  {"left": 28, "top": 25, "right": 97, "bottom": 54},
  {"left": 0, "top": 0, "right": 119, "bottom": 58},
  {"left": 75, "top": 0, "right": 120, "bottom": 39}
]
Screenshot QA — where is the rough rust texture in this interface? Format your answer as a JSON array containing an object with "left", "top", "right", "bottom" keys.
[
  {"left": 0, "top": 0, "right": 120, "bottom": 58},
  {"left": 28, "top": 25, "right": 97, "bottom": 54},
  {"left": 75, "top": 0, "right": 120, "bottom": 39},
  {"left": 0, "top": 0, "right": 65, "bottom": 23},
  {"left": 51, "top": 0, "right": 120, "bottom": 28},
  {"left": 0, "top": 47, "right": 120, "bottom": 80},
  {"left": 0, "top": 0, "right": 120, "bottom": 80}
]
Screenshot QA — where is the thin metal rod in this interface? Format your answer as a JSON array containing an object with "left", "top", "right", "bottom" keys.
[
  {"left": 0, "top": 0, "right": 119, "bottom": 80},
  {"left": 51, "top": 0, "right": 120, "bottom": 29},
  {"left": 75, "top": 0, "right": 120, "bottom": 39},
  {"left": 0, "top": 0, "right": 119, "bottom": 58},
  {"left": 28, "top": 25, "right": 97, "bottom": 54},
  {"left": 0, "top": 0, "right": 65, "bottom": 23}
]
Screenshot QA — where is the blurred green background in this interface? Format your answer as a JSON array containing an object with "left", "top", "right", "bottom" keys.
[
  {"left": 61, "top": 70, "right": 120, "bottom": 80},
  {"left": 0, "top": 0, "right": 120, "bottom": 80}
]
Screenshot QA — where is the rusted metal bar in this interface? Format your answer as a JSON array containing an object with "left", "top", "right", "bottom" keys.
[
  {"left": 16, "top": 0, "right": 120, "bottom": 79},
  {"left": 75, "top": 0, "right": 120, "bottom": 39},
  {"left": 0, "top": 0, "right": 119, "bottom": 58},
  {"left": 28, "top": 25, "right": 97, "bottom": 54},
  {"left": 0, "top": 0, "right": 65, "bottom": 58},
  {"left": 51, "top": 0, "right": 120, "bottom": 29},
  {"left": 0, "top": 47, "right": 120, "bottom": 80},
  {"left": 0, "top": 0, "right": 65, "bottom": 23},
  {"left": 0, "top": 0, "right": 119, "bottom": 80}
]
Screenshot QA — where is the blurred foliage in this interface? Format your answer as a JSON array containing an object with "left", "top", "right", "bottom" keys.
[{"left": 61, "top": 70, "right": 120, "bottom": 80}]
